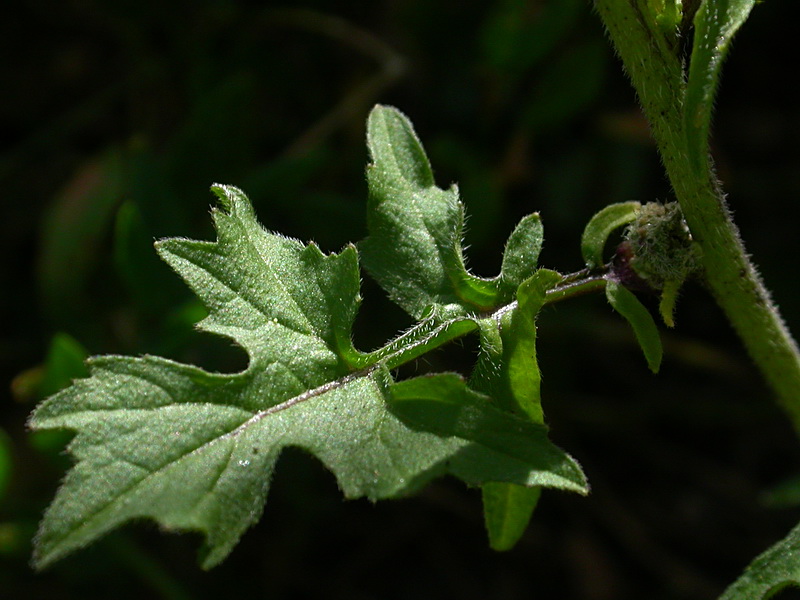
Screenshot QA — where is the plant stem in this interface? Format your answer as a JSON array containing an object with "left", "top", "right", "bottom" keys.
[
  {"left": 594, "top": 0, "right": 800, "bottom": 431},
  {"left": 362, "top": 271, "right": 609, "bottom": 371},
  {"left": 545, "top": 274, "right": 608, "bottom": 305}
]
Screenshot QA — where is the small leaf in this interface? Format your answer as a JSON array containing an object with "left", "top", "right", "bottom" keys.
[
  {"left": 114, "top": 201, "right": 183, "bottom": 313},
  {"left": 658, "top": 278, "right": 682, "bottom": 328},
  {"left": 472, "top": 270, "right": 562, "bottom": 422},
  {"left": 389, "top": 374, "right": 588, "bottom": 494},
  {"left": 482, "top": 482, "right": 541, "bottom": 551},
  {"left": 720, "top": 520, "right": 800, "bottom": 599},
  {"left": 499, "top": 213, "right": 544, "bottom": 294},
  {"left": 605, "top": 280, "right": 662, "bottom": 373},
  {"left": 360, "top": 105, "right": 500, "bottom": 318},
  {"left": 685, "top": 0, "right": 757, "bottom": 174},
  {"left": 581, "top": 201, "right": 640, "bottom": 269},
  {"left": 505, "top": 270, "right": 562, "bottom": 418},
  {"left": 471, "top": 269, "right": 565, "bottom": 549}
]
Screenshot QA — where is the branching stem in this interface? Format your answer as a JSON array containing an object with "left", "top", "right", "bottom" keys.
[
  {"left": 594, "top": 0, "right": 800, "bottom": 431},
  {"left": 361, "top": 271, "right": 610, "bottom": 372}
]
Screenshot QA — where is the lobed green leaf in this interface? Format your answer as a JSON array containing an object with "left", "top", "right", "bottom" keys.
[
  {"left": 29, "top": 184, "right": 419, "bottom": 568},
  {"left": 360, "top": 105, "right": 497, "bottom": 317},
  {"left": 32, "top": 359, "right": 455, "bottom": 569},
  {"left": 30, "top": 179, "right": 579, "bottom": 570},
  {"left": 360, "top": 105, "right": 543, "bottom": 318}
]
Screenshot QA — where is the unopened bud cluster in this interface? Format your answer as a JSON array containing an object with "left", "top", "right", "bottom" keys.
[{"left": 621, "top": 202, "right": 701, "bottom": 290}]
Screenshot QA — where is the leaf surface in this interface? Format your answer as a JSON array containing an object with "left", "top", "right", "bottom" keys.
[
  {"left": 30, "top": 185, "right": 401, "bottom": 568},
  {"left": 605, "top": 280, "right": 662, "bottom": 373},
  {"left": 720, "top": 520, "right": 800, "bottom": 599},
  {"left": 685, "top": 0, "right": 757, "bottom": 173},
  {"left": 30, "top": 183, "right": 584, "bottom": 569},
  {"left": 388, "top": 374, "right": 587, "bottom": 493},
  {"left": 500, "top": 214, "right": 545, "bottom": 295},
  {"left": 471, "top": 269, "right": 565, "bottom": 549},
  {"left": 360, "top": 105, "right": 541, "bottom": 318}
]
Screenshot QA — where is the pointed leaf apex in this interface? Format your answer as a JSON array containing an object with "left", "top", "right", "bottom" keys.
[
  {"left": 366, "top": 105, "right": 434, "bottom": 190},
  {"left": 500, "top": 213, "right": 544, "bottom": 293},
  {"left": 209, "top": 184, "right": 252, "bottom": 218},
  {"left": 605, "top": 279, "right": 663, "bottom": 373}
]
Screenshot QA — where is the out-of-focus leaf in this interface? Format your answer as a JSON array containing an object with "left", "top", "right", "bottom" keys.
[
  {"left": 165, "top": 74, "right": 258, "bottom": 186},
  {"left": 480, "top": 0, "right": 582, "bottom": 77},
  {"left": 38, "top": 149, "right": 125, "bottom": 324},
  {"left": 11, "top": 333, "right": 89, "bottom": 405},
  {"left": 38, "top": 333, "right": 89, "bottom": 399},
  {"left": 521, "top": 38, "right": 608, "bottom": 133},
  {"left": 761, "top": 474, "right": 800, "bottom": 510},
  {"left": 27, "top": 333, "right": 90, "bottom": 454},
  {"left": 114, "top": 201, "right": 183, "bottom": 313},
  {"left": 0, "top": 428, "right": 12, "bottom": 501},
  {"left": 720, "top": 520, "right": 800, "bottom": 599}
]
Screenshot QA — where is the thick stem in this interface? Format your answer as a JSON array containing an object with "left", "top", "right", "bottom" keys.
[{"left": 594, "top": 0, "right": 800, "bottom": 430}]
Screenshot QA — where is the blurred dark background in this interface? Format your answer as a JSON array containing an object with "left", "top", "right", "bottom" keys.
[{"left": 2, "top": 1, "right": 800, "bottom": 598}]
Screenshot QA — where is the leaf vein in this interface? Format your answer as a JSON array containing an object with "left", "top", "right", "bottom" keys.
[{"left": 238, "top": 225, "right": 315, "bottom": 334}]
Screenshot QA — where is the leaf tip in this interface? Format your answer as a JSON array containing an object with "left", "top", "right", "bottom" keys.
[
  {"left": 581, "top": 201, "right": 640, "bottom": 269},
  {"left": 209, "top": 183, "right": 234, "bottom": 211},
  {"left": 605, "top": 280, "right": 663, "bottom": 374},
  {"left": 209, "top": 183, "right": 253, "bottom": 218}
]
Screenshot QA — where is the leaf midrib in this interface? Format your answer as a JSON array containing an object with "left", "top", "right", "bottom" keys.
[{"left": 42, "top": 364, "right": 382, "bottom": 556}]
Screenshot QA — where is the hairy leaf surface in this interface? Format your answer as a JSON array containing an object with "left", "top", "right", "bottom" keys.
[
  {"left": 360, "top": 105, "right": 541, "bottom": 318},
  {"left": 720, "top": 519, "right": 800, "bottom": 599},
  {"left": 581, "top": 201, "right": 640, "bottom": 269},
  {"left": 31, "top": 178, "right": 586, "bottom": 569},
  {"left": 471, "top": 269, "right": 564, "bottom": 549},
  {"left": 605, "top": 280, "right": 663, "bottom": 373},
  {"left": 685, "top": 0, "right": 757, "bottom": 173}
]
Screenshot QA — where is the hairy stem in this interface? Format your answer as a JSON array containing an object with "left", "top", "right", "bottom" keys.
[
  {"left": 594, "top": 0, "right": 800, "bottom": 430},
  {"left": 361, "top": 272, "right": 609, "bottom": 371}
]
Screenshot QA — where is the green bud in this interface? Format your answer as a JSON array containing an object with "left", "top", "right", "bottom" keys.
[{"left": 624, "top": 201, "right": 701, "bottom": 290}]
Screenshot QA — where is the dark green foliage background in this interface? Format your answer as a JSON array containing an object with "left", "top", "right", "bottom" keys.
[{"left": 2, "top": 1, "right": 800, "bottom": 598}]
